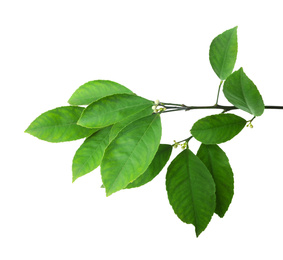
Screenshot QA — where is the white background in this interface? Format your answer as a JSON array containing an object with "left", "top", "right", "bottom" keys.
[{"left": 1, "top": 0, "right": 283, "bottom": 259}]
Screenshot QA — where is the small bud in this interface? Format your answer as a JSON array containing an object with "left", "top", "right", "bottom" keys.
[
  {"left": 155, "top": 99, "right": 160, "bottom": 105},
  {"left": 173, "top": 140, "right": 179, "bottom": 148},
  {"left": 246, "top": 122, "right": 254, "bottom": 128},
  {"left": 181, "top": 142, "right": 188, "bottom": 150},
  {"left": 152, "top": 105, "right": 158, "bottom": 113}
]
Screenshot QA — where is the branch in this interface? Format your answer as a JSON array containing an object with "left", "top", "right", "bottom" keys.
[{"left": 160, "top": 103, "right": 283, "bottom": 114}]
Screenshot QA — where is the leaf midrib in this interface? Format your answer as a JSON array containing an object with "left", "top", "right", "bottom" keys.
[
  {"left": 27, "top": 122, "right": 78, "bottom": 131},
  {"left": 81, "top": 102, "right": 152, "bottom": 128},
  {"left": 239, "top": 69, "right": 254, "bottom": 115},
  {"left": 186, "top": 151, "right": 199, "bottom": 234},
  {"left": 74, "top": 132, "right": 110, "bottom": 178},
  {"left": 193, "top": 120, "right": 245, "bottom": 133},
  {"left": 107, "top": 115, "right": 159, "bottom": 195},
  {"left": 219, "top": 30, "right": 235, "bottom": 78},
  {"left": 92, "top": 102, "right": 151, "bottom": 117}
]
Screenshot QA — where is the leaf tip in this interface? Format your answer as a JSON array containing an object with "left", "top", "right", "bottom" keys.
[
  {"left": 24, "top": 126, "right": 34, "bottom": 136},
  {"left": 216, "top": 212, "right": 225, "bottom": 218},
  {"left": 67, "top": 97, "right": 73, "bottom": 105},
  {"left": 72, "top": 175, "right": 77, "bottom": 183},
  {"left": 76, "top": 118, "right": 84, "bottom": 127},
  {"left": 105, "top": 191, "right": 112, "bottom": 197},
  {"left": 194, "top": 225, "right": 203, "bottom": 237}
]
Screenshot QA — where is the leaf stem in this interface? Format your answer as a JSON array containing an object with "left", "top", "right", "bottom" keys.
[
  {"left": 177, "top": 136, "right": 193, "bottom": 144},
  {"left": 215, "top": 80, "right": 223, "bottom": 105},
  {"left": 249, "top": 116, "right": 256, "bottom": 123},
  {"left": 172, "top": 136, "right": 193, "bottom": 150}
]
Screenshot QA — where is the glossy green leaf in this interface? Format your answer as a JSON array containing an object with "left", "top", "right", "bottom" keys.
[
  {"left": 101, "top": 114, "right": 162, "bottom": 196},
  {"left": 166, "top": 149, "right": 216, "bottom": 237},
  {"left": 109, "top": 106, "right": 153, "bottom": 142},
  {"left": 197, "top": 144, "right": 234, "bottom": 218},
  {"left": 25, "top": 106, "right": 97, "bottom": 143},
  {"left": 209, "top": 27, "right": 238, "bottom": 80},
  {"left": 68, "top": 80, "right": 134, "bottom": 105},
  {"left": 72, "top": 126, "right": 112, "bottom": 182},
  {"left": 77, "top": 94, "right": 153, "bottom": 128},
  {"left": 191, "top": 113, "right": 246, "bottom": 144},
  {"left": 126, "top": 144, "right": 172, "bottom": 189},
  {"left": 223, "top": 68, "right": 265, "bottom": 116}
]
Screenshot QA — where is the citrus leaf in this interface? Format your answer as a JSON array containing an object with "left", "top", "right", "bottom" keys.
[
  {"left": 109, "top": 106, "right": 153, "bottom": 142},
  {"left": 197, "top": 144, "right": 234, "bottom": 218},
  {"left": 25, "top": 106, "right": 97, "bottom": 143},
  {"left": 77, "top": 94, "right": 153, "bottom": 128},
  {"left": 126, "top": 144, "right": 172, "bottom": 189},
  {"left": 166, "top": 149, "right": 216, "bottom": 237},
  {"left": 68, "top": 80, "right": 133, "bottom": 105},
  {"left": 190, "top": 113, "right": 246, "bottom": 144},
  {"left": 209, "top": 27, "right": 238, "bottom": 80},
  {"left": 223, "top": 68, "right": 265, "bottom": 116},
  {"left": 72, "top": 126, "right": 112, "bottom": 182},
  {"left": 101, "top": 114, "right": 162, "bottom": 196}
]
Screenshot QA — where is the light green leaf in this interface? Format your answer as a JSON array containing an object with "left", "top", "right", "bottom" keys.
[
  {"left": 191, "top": 113, "right": 246, "bottom": 144},
  {"left": 126, "top": 144, "right": 172, "bottom": 189},
  {"left": 101, "top": 114, "right": 162, "bottom": 196},
  {"left": 209, "top": 27, "right": 238, "bottom": 80},
  {"left": 68, "top": 80, "right": 134, "bottom": 105},
  {"left": 72, "top": 126, "right": 112, "bottom": 182},
  {"left": 77, "top": 94, "right": 153, "bottom": 128},
  {"left": 25, "top": 106, "right": 97, "bottom": 143},
  {"left": 166, "top": 149, "right": 216, "bottom": 237},
  {"left": 223, "top": 68, "right": 265, "bottom": 116},
  {"left": 109, "top": 106, "right": 153, "bottom": 142},
  {"left": 197, "top": 144, "right": 234, "bottom": 218}
]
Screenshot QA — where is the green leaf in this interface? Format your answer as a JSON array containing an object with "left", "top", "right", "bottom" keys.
[
  {"left": 101, "top": 114, "right": 162, "bottom": 196},
  {"left": 72, "top": 126, "right": 112, "bottom": 182},
  {"left": 191, "top": 113, "right": 246, "bottom": 144},
  {"left": 25, "top": 106, "right": 97, "bottom": 143},
  {"left": 109, "top": 106, "right": 153, "bottom": 142},
  {"left": 77, "top": 94, "right": 153, "bottom": 128},
  {"left": 209, "top": 26, "right": 238, "bottom": 80},
  {"left": 223, "top": 68, "right": 265, "bottom": 116},
  {"left": 126, "top": 144, "right": 172, "bottom": 189},
  {"left": 197, "top": 144, "right": 234, "bottom": 218},
  {"left": 68, "top": 80, "right": 134, "bottom": 106},
  {"left": 166, "top": 149, "right": 216, "bottom": 237}
]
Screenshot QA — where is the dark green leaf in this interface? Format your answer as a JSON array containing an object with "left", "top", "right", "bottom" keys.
[
  {"left": 72, "top": 126, "right": 112, "bottom": 182},
  {"left": 126, "top": 144, "right": 172, "bottom": 189},
  {"left": 191, "top": 113, "right": 246, "bottom": 144},
  {"left": 223, "top": 68, "right": 265, "bottom": 116},
  {"left": 25, "top": 106, "right": 97, "bottom": 143},
  {"left": 77, "top": 94, "right": 153, "bottom": 128},
  {"left": 209, "top": 27, "right": 238, "bottom": 80},
  {"left": 109, "top": 106, "right": 153, "bottom": 142},
  {"left": 101, "top": 114, "right": 162, "bottom": 196},
  {"left": 197, "top": 144, "right": 234, "bottom": 218},
  {"left": 68, "top": 80, "right": 133, "bottom": 106},
  {"left": 166, "top": 149, "right": 216, "bottom": 237}
]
